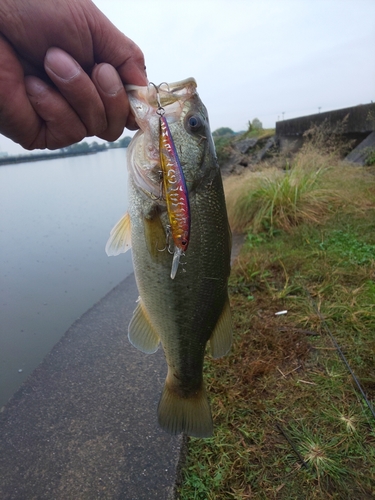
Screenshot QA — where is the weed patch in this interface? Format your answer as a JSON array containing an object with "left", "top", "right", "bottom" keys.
[{"left": 318, "top": 229, "right": 375, "bottom": 265}]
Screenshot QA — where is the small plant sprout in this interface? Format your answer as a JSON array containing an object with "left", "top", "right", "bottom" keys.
[
  {"left": 339, "top": 413, "right": 357, "bottom": 433},
  {"left": 291, "top": 427, "right": 348, "bottom": 482},
  {"left": 304, "top": 442, "right": 328, "bottom": 470}
]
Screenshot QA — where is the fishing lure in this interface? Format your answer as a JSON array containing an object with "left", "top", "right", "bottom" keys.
[{"left": 151, "top": 83, "right": 191, "bottom": 279}]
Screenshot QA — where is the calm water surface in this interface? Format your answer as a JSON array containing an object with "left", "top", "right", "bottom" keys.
[{"left": 0, "top": 149, "right": 133, "bottom": 406}]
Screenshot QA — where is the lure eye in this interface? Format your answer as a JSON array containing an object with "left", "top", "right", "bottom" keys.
[{"left": 186, "top": 114, "right": 203, "bottom": 132}]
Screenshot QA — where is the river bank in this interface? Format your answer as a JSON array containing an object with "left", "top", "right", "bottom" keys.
[{"left": 0, "top": 148, "right": 110, "bottom": 166}]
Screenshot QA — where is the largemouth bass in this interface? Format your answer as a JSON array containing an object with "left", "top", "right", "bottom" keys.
[{"left": 106, "top": 78, "right": 232, "bottom": 437}]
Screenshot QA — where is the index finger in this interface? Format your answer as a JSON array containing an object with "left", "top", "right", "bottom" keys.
[{"left": 86, "top": 4, "right": 147, "bottom": 85}]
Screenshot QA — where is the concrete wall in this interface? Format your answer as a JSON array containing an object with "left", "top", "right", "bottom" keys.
[{"left": 276, "top": 103, "right": 375, "bottom": 138}]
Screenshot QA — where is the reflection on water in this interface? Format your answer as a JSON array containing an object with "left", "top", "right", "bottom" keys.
[{"left": 0, "top": 149, "right": 133, "bottom": 407}]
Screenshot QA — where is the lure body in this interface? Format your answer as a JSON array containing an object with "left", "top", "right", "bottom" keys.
[{"left": 159, "top": 114, "right": 190, "bottom": 278}]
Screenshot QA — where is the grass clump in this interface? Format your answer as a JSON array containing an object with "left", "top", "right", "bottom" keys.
[
  {"left": 225, "top": 148, "right": 375, "bottom": 235},
  {"left": 225, "top": 156, "right": 336, "bottom": 234},
  {"left": 178, "top": 141, "right": 375, "bottom": 498}
]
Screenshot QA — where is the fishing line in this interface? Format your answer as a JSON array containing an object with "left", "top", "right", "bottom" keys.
[
  {"left": 305, "top": 288, "right": 375, "bottom": 423},
  {"left": 275, "top": 423, "right": 309, "bottom": 470}
]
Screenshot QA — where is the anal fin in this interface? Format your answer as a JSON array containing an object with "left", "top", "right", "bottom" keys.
[
  {"left": 210, "top": 297, "right": 233, "bottom": 359},
  {"left": 128, "top": 300, "right": 160, "bottom": 354}
]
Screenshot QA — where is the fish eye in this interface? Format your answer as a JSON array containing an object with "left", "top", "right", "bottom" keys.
[{"left": 186, "top": 114, "right": 203, "bottom": 132}]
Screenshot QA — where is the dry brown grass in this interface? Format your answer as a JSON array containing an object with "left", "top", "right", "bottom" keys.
[{"left": 224, "top": 150, "right": 375, "bottom": 235}]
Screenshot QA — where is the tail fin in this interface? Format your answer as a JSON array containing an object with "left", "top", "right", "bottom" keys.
[{"left": 157, "top": 381, "right": 213, "bottom": 438}]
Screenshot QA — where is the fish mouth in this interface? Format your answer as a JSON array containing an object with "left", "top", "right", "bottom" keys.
[
  {"left": 125, "top": 77, "right": 197, "bottom": 111},
  {"left": 125, "top": 78, "right": 198, "bottom": 197}
]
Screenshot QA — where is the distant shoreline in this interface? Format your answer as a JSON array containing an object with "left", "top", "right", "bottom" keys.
[{"left": 0, "top": 149, "right": 110, "bottom": 166}]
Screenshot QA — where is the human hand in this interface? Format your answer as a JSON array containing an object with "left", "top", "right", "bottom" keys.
[{"left": 0, "top": 0, "right": 147, "bottom": 150}]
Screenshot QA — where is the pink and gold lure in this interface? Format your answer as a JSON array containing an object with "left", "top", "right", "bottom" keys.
[{"left": 156, "top": 88, "right": 190, "bottom": 279}]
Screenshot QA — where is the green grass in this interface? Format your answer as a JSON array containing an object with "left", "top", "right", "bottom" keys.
[
  {"left": 318, "top": 229, "right": 375, "bottom": 265},
  {"left": 364, "top": 147, "right": 375, "bottom": 166},
  {"left": 178, "top": 152, "right": 375, "bottom": 498}
]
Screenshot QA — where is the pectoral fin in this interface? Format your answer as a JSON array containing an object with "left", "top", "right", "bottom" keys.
[
  {"left": 128, "top": 300, "right": 160, "bottom": 354},
  {"left": 105, "top": 212, "right": 131, "bottom": 256},
  {"left": 210, "top": 297, "right": 233, "bottom": 358}
]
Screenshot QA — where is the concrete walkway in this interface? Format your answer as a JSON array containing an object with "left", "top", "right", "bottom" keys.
[{"left": 0, "top": 273, "right": 183, "bottom": 500}]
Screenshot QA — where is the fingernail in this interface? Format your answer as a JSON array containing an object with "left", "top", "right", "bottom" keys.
[
  {"left": 96, "top": 64, "right": 123, "bottom": 95},
  {"left": 45, "top": 47, "right": 80, "bottom": 81}
]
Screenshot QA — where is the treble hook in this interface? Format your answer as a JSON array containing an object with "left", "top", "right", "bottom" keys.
[{"left": 148, "top": 82, "right": 170, "bottom": 116}]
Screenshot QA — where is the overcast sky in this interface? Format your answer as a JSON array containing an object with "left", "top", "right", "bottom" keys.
[{"left": 1, "top": 0, "right": 374, "bottom": 155}]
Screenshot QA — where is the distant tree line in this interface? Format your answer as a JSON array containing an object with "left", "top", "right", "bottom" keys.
[
  {"left": 212, "top": 118, "right": 263, "bottom": 138},
  {"left": 59, "top": 119, "right": 265, "bottom": 156},
  {"left": 59, "top": 135, "right": 132, "bottom": 154},
  {"left": 212, "top": 127, "right": 236, "bottom": 137}
]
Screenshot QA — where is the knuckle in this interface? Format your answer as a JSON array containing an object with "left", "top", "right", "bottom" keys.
[
  {"left": 97, "top": 127, "right": 122, "bottom": 142},
  {"left": 88, "top": 116, "right": 108, "bottom": 137}
]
